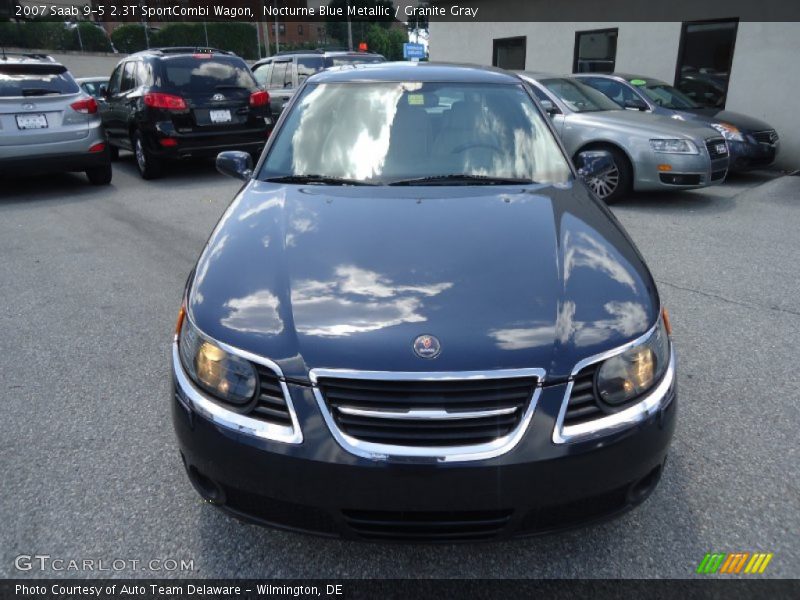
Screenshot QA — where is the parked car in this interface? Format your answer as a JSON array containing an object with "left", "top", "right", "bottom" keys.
[
  {"left": 0, "top": 53, "right": 112, "bottom": 185},
  {"left": 171, "top": 62, "right": 677, "bottom": 541},
  {"left": 519, "top": 73, "right": 730, "bottom": 202},
  {"left": 99, "top": 47, "right": 273, "bottom": 179},
  {"left": 76, "top": 76, "right": 109, "bottom": 99},
  {"left": 575, "top": 73, "right": 780, "bottom": 172},
  {"left": 251, "top": 50, "right": 385, "bottom": 117}
]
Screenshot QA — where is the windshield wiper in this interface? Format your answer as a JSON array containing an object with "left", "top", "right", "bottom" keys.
[
  {"left": 388, "top": 174, "right": 533, "bottom": 186},
  {"left": 264, "top": 174, "right": 377, "bottom": 186}
]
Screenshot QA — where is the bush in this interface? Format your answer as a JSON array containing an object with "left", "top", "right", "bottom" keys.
[
  {"left": 0, "top": 20, "right": 66, "bottom": 50},
  {"left": 110, "top": 23, "right": 150, "bottom": 54}
]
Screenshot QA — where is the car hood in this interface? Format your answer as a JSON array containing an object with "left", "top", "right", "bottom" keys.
[
  {"left": 572, "top": 109, "right": 718, "bottom": 140},
  {"left": 188, "top": 181, "right": 659, "bottom": 381},
  {"left": 681, "top": 108, "right": 774, "bottom": 133}
]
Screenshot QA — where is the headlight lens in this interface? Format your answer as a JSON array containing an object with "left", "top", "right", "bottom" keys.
[
  {"left": 649, "top": 139, "right": 698, "bottom": 154},
  {"left": 179, "top": 317, "right": 257, "bottom": 406},
  {"left": 595, "top": 318, "right": 671, "bottom": 406},
  {"left": 710, "top": 122, "right": 744, "bottom": 142}
]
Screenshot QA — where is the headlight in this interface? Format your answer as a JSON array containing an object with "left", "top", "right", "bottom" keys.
[
  {"left": 178, "top": 316, "right": 257, "bottom": 406},
  {"left": 595, "top": 318, "right": 671, "bottom": 406},
  {"left": 649, "top": 139, "right": 698, "bottom": 154},
  {"left": 710, "top": 122, "right": 744, "bottom": 142}
]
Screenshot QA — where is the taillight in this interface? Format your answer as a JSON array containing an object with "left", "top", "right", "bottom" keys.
[
  {"left": 88, "top": 142, "right": 106, "bottom": 153},
  {"left": 144, "top": 93, "right": 187, "bottom": 110},
  {"left": 249, "top": 90, "right": 269, "bottom": 108},
  {"left": 71, "top": 97, "right": 98, "bottom": 114},
  {"left": 159, "top": 138, "right": 178, "bottom": 147}
]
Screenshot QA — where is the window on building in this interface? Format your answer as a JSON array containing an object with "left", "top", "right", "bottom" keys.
[
  {"left": 492, "top": 37, "right": 526, "bottom": 70},
  {"left": 573, "top": 28, "right": 617, "bottom": 73},
  {"left": 675, "top": 19, "right": 738, "bottom": 109}
]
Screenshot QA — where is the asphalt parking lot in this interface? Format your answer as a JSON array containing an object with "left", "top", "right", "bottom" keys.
[{"left": 1, "top": 156, "right": 798, "bottom": 578}]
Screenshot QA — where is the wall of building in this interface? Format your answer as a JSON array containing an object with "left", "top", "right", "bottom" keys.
[{"left": 430, "top": 20, "right": 799, "bottom": 170}]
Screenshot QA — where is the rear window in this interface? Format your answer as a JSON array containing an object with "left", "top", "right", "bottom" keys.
[
  {"left": 0, "top": 64, "right": 80, "bottom": 97},
  {"left": 157, "top": 56, "right": 258, "bottom": 94}
]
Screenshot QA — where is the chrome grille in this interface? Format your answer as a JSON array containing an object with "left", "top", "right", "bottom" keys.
[
  {"left": 318, "top": 376, "right": 537, "bottom": 447},
  {"left": 705, "top": 137, "right": 728, "bottom": 159},
  {"left": 753, "top": 130, "right": 778, "bottom": 145}
]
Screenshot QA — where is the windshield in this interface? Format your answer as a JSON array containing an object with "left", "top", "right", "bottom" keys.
[
  {"left": 0, "top": 65, "right": 79, "bottom": 97},
  {"left": 540, "top": 78, "right": 621, "bottom": 112},
  {"left": 259, "top": 81, "right": 571, "bottom": 185},
  {"left": 638, "top": 82, "right": 700, "bottom": 109},
  {"left": 157, "top": 56, "right": 258, "bottom": 93}
]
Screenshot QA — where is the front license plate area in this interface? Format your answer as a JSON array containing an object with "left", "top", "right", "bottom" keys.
[
  {"left": 16, "top": 113, "right": 48, "bottom": 129},
  {"left": 209, "top": 109, "right": 232, "bottom": 124}
]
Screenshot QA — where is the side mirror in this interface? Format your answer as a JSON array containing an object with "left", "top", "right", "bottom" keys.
[
  {"left": 100, "top": 85, "right": 109, "bottom": 98},
  {"left": 216, "top": 151, "right": 253, "bottom": 181},
  {"left": 539, "top": 99, "right": 559, "bottom": 116},
  {"left": 576, "top": 150, "right": 614, "bottom": 179},
  {"left": 623, "top": 98, "right": 647, "bottom": 111}
]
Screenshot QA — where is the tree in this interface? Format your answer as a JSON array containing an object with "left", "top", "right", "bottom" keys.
[
  {"left": 325, "top": 0, "right": 395, "bottom": 48},
  {"left": 386, "top": 26, "right": 408, "bottom": 60}
]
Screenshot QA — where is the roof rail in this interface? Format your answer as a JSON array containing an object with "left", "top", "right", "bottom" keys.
[
  {"left": 0, "top": 52, "right": 56, "bottom": 62},
  {"left": 138, "top": 47, "right": 235, "bottom": 56},
  {"left": 275, "top": 49, "right": 324, "bottom": 56}
]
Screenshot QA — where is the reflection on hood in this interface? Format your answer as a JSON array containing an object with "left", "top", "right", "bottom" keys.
[{"left": 291, "top": 265, "right": 453, "bottom": 337}]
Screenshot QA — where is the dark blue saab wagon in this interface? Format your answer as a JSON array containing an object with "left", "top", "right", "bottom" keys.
[{"left": 171, "top": 63, "right": 677, "bottom": 541}]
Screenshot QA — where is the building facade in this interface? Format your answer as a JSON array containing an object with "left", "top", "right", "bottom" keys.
[{"left": 430, "top": 16, "right": 800, "bottom": 170}]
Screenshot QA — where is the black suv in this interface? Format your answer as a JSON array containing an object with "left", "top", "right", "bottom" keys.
[
  {"left": 251, "top": 50, "right": 384, "bottom": 117},
  {"left": 100, "top": 47, "right": 273, "bottom": 179}
]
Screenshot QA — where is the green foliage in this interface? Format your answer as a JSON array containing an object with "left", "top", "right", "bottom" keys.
[
  {"left": 0, "top": 20, "right": 67, "bottom": 50},
  {"left": 386, "top": 26, "right": 408, "bottom": 60},
  {"left": 63, "top": 23, "right": 112, "bottom": 52},
  {"left": 325, "top": 0, "right": 396, "bottom": 48},
  {"left": 110, "top": 24, "right": 149, "bottom": 54}
]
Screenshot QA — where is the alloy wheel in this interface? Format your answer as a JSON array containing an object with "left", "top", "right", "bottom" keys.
[{"left": 587, "top": 164, "right": 620, "bottom": 199}]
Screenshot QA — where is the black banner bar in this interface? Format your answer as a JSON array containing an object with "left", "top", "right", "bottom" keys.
[{"left": 2, "top": 580, "right": 800, "bottom": 600}]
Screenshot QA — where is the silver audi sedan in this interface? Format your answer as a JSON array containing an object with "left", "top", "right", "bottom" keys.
[{"left": 519, "top": 73, "right": 729, "bottom": 202}]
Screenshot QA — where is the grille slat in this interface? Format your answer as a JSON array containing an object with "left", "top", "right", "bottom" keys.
[
  {"left": 249, "top": 366, "right": 293, "bottom": 427},
  {"left": 706, "top": 137, "right": 728, "bottom": 159},
  {"left": 342, "top": 509, "right": 513, "bottom": 541},
  {"left": 753, "top": 130, "right": 778, "bottom": 145},
  {"left": 318, "top": 375, "right": 538, "bottom": 448}
]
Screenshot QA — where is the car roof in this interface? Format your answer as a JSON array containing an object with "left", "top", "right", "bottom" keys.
[
  {"left": 128, "top": 47, "right": 237, "bottom": 59},
  {"left": 252, "top": 50, "right": 385, "bottom": 67},
  {"left": 576, "top": 72, "right": 671, "bottom": 86},
  {"left": 0, "top": 52, "right": 62, "bottom": 67},
  {"left": 308, "top": 62, "right": 522, "bottom": 84}
]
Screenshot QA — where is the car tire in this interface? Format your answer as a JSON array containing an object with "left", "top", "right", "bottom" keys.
[
  {"left": 85, "top": 164, "right": 113, "bottom": 186},
  {"left": 132, "top": 131, "right": 162, "bottom": 180},
  {"left": 581, "top": 146, "right": 632, "bottom": 204}
]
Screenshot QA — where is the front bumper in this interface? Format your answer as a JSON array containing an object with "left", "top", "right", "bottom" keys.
[
  {"left": 634, "top": 148, "right": 728, "bottom": 191},
  {"left": 728, "top": 139, "right": 779, "bottom": 172},
  {"left": 171, "top": 345, "right": 677, "bottom": 541}
]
